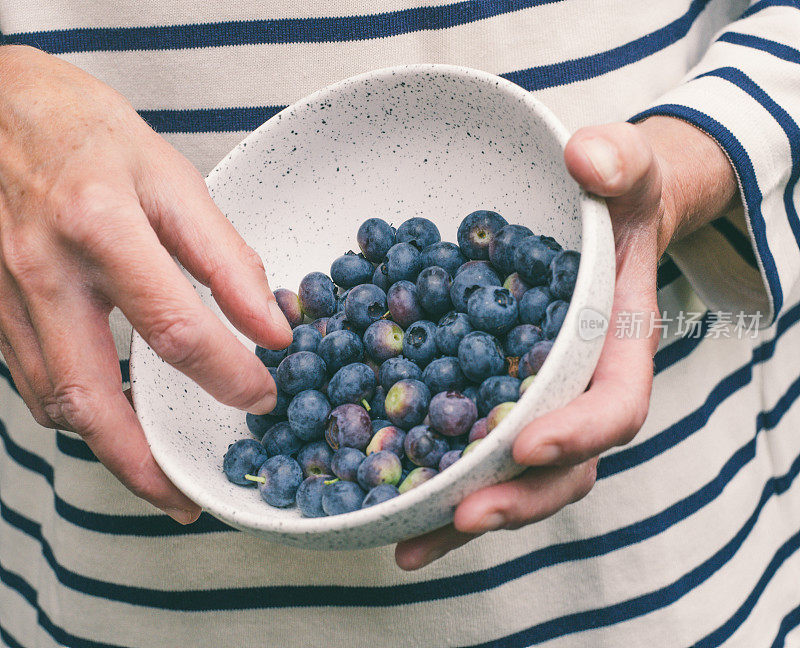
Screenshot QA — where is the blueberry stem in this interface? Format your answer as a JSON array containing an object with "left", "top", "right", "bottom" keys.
[
  {"left": 324, "top": 477, "right": 340, "bottom": 485},
  {"left": 244, "top": 474, "right": 266, "bottom": 484},
  {"left": 361, "top": 399, "right": 371, "bottom": 411}
]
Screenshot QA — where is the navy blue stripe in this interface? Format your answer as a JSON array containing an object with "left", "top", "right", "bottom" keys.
[
  {"left": 741, "top": 0, "right": 800, "bottom": 19},
  {"left": 469, "top": 445, "right": 800, "bottom": 646},
  {"left": 2, "top": 361, "right": 799, "bottom": 611},
  {"left": 502, "top": 0, "right": 712, "bottom": 92},
  {"left": 56, "top": 431, "right": 99, "bottom": 462},
  {"left": 718, "top": 31, "right": 800, "bottom": 65},
  {"left": 696, "top": 531, "right": 800, "bottom": 646},
  {"left": 0, "top": 624, "right": 25, "bottom": 648},
  {"left": 696, "top": 67, "right": 800, "bottom": 253},
  {"left": 600, "top": 299, "right": 800, "bottom": 479},
  {"left": 139, "top": 106, "right": 283, "bottom": 134},
  {"left": 656, "top": 256, "right": 682, "bottom": 291},
  {"left": 0, "top": 361, "right": 19, "bottom": 396},
  {"left": 710, "top": 217, "right": 758, "bottom": 268},
  {"left": 630, "top": 104, "right": 784, "bottom": 321},
  {"left": 2, "top": 0, "right": 560, "bottom": 53},
  {"left": 771, "top": 603, "right": 800, "bottom": 648}
]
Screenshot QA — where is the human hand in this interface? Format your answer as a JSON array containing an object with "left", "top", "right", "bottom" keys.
[
  {"left": 396, "top": 116, "right": 738, "bottom": 569},
  {"left": 0, "top": 46, "right": 293, "bottom": 523}
]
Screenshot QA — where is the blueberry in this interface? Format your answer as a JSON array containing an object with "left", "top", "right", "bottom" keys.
[
  {"left": 327, "top": 362, "right": 376, "bottom": 406},
  {"left": 257, "top": 455, "right": 304, "bottom": 507},
  {"left": 379, "top": 357, "right": 423, "bottom": 391},
  {"left": 361, "top": 484, "right": 400, "bottom": 508},
  {"left": 296, "top": 440, "right": 334, "bottom": 478},
  {"left": 385, "top": 379, "right": 431, "bottom": 429},
  {"left": 505, "top": 324, "right": 544, "bottom": 358},
  {"left": 468, "top": 417, "right": 489, "bottom": 442},
  {"left": 298, "top": 272, "right": 337, "bottom": 319},
  {"left": 398, "top": 467, "right": 438, "bottom": 493},
  {"left": 486, "top": 402, "right": 516, "bottom": 432},
  {"left": 267, "top": 367, "right": 291, "bottom": 416},
  {"left": 439, "top": 450, "right": 462, "bottom": 471},
  {"left": 322, "top": 480, "right": 366, "bottom": 515},
  {"left": 223, "top": 439, "right": 267, "bottom": 485},
  {"left": 455, "top": 259, "right": 496, "bottom": 276},
  {"left": 363, "top": 320, "right": 404, "bottom": 363},
  {"left": 467, "top": 287, "right": 518, "bottom": 336},
  {"left": 357, "top": 450, "right": 402, "bottom": 490},
  {"left": 255, "top": 345, "right": 287, "bottom": 368},
  {"left": 447, "top": 434, "right": 468, "bottom": 451},
  {"left": 385, "top": 242, "right": 422, "bottom": 283},
  {"left": 276, "top": 351, "right": 327, "bottom": 394},
  {"left": 434, "top": 311, "right": 474, "bottom": 356},
  {"left": 325, "top": 311, "right": 359, "bottom": 334},
  {"left": 416, "top": 266, "right": 452, "bottom": 318},
  {"left": 246, "top": 412, "right": 277, "bottom": 439},
  {"left": 519, "top": 286, "right": 552, "bottom": 326},
  {"left": 450, "top": 262, "right": 501, "bottom": 312},
  {"left": 325, "top": 403, "right": 372, "bottom": 451},
  {"left": 420, "top": 242, "right": 467, "bottom": 277},
  {"left": 519, "top": 375, "right": 536, "bottom": 396},
  {"left": 274, "top": 288, "right": 304, "bottom": 328},
  {"left": 477, "top": 376, "right": 521, "bottom": 416},
  {"left": 261, "top": 421, "right": 303, "bottom": 457},
  {"left": 457, "top": 331, "right": 506, "bottom": 382},
  {"left": 396, "top": 217, "right": 441, "bottom": 250},
  {"left": 402, "top": 320, "right": 438, "bottom": 367},
  {"left": 317, "top": 329, "right": 363, "bottom": 375},
  {"left": 513, "top": 236, "right": 560, "bottom": 285},
  {"left": 311, "top": 318, "right": 329, "bottom": 337},
  {"left": 331, "top": 252, "right": 375, "bottom": 288},
  {"left": 422, "top": 357, "right": 467, "bottom": 394},
  {"left": 457, "top": 210, "right": 508, "bottom": 260},
  {"left": 463, "top": 385, "right": 479, "bottom": 405},
  {"left": 428, "top": 391, "right": 478, "bottom": 437},
  {"left": 368, "top": 386, "right": 388, "bottom": 419},
  {"left": 372, "top": 262, "right": 390, "bottom": 291},
  {"left": 489, "top": 224, "right": 533, "bottom": 275},
  {"left": 549, "top": 250, "right": 580, "bottom": 301},
  {"left": 288, "top": 324, "right": 322, "bottom": 354},
  {"left": 519, "top": 340, "right": 554, "bottom": 379},
  {"left": 371, "top": 418, "right": 393, "bottom": 433},
  {"left": 357, "top": 218, "right": 396, "bottom": 262},
  {"left": 331, "top": 447, "right": 367, "bottom": 481},
  {"left": 344, "top": 283, "right": 387, "bottom": 330},
  {"left": 503, "top": 272, "right": 531, "bottom": 302},
  {"left": 387, "top": 280, "right": 424, "bottom": 328},
  {"left": 336, "top": 287, "right": 350, "bottom": 312},
  {"left": 366, "top": 425, "right": 406, "bottom": 457},
  {"left": 404, "top": 425, "right": 449, "bottom": 467},
  {"left": 543, "top": 300, "right": 569, "bottom": 339},
  {"left": 287, "top": 390, "right": 331, "bottom": 441},
  {"left": 296, "top": 475, "right": 329, "bottom": 517}
]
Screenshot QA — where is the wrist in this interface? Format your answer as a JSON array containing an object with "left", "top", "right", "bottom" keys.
[{"left": 633, "top": 115, "right": 740, "bottom": 255}]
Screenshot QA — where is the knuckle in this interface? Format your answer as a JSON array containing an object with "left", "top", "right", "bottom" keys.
[
  {"left": 30, "top": 407, "right": 58, "bottom": 429},
  {"left": 43, "top": 384, "right": 99, "bottom": 432},
  {"left": 0, "top": 227, "right": 46, "bottom": 286},
  {"left": 146, "top": 313, "right": 204, "bottom": 367},
  {"left": 616, "top": 391, "right": 649, "bottom": 446}
]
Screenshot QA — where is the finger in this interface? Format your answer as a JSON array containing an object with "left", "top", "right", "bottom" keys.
[
  {"left": 82, "top": 203, "right": 277, "bottom": 415},
  {"left": 22, "top": 282, "right": 201, "bottom": 523},
  {"left": 395, "top": 525, "right": 478, "bottom": 571},
  {"left": 0, "top": 270, "right": 54, "bottom": 426},
  {"left": 453, "top": 461, "right": 597, "bottom": 534},
  {"left": 138, "top": 155, "right": 292, "bottom": 350}
]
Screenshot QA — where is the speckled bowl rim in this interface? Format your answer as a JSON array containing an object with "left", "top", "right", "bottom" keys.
[{"left": 131, "top": 63, "right": 610, "bottom": 537}]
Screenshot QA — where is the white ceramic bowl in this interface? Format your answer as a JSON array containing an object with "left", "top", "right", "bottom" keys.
[{"left": 130, "top": 64, "right": 615, "bottom": 550}]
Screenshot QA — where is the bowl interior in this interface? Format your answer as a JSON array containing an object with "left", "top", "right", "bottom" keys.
[{"left": 131, "top": 65, "right": 583, "bottom": 534}]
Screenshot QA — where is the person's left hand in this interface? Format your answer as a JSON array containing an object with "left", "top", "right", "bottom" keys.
[{"left": 395, "top": 117, "right": 738, "bottom": 570}]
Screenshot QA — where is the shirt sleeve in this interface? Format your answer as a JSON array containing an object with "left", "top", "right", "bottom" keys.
[{"left": 629, "top": 0, "right": 800, "bottom": 327}]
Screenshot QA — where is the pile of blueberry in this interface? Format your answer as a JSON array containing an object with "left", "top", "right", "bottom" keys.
[{"left": 222, "top": 211, "right": 579, "bottom": 517}]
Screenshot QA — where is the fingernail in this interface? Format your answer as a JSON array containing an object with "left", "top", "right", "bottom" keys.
[
  {"left": 526, "top": 443, "right": 561, "bottom": 465},
  {"left": 268, "top": 300, "right": 292, "bottom": 334},
  {"left": 164, "top": 507, "right": 199, "bottom": 525},
  {"left": 581, "top": 138, "right": 619, "bottom": 184},
  {"left": 248, "top": 389, "right": 277, "bottom": 415},
  {"left": 474, "top": 512, "right": 506, "bottom": 533}
]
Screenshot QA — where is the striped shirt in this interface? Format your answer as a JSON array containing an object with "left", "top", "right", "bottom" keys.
[{"left": 2, "top": 1, "right": 800, "bottom": 646}]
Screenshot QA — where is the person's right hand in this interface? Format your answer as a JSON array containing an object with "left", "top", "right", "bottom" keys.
[{"left": 0, "top": 46, "right": 293, "bottom": 523}]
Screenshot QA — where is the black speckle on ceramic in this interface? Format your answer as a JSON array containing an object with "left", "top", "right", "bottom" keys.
[{"left": 130, "top": 64, "right": 614, "bottom": 550}]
